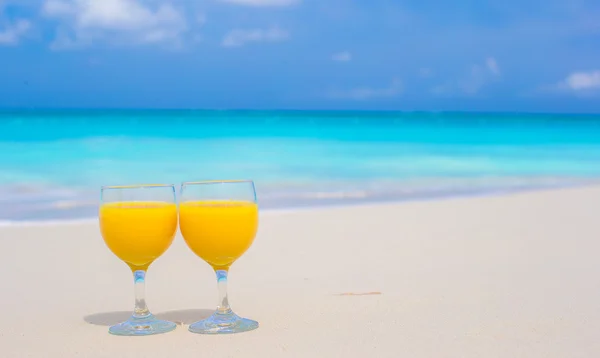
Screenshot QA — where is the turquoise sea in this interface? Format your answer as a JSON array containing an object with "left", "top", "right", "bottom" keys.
[{"left": 1, "top": 110, "right": 600, "bottom": 223}]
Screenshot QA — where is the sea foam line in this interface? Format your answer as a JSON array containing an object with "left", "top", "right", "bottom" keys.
[
  {"left": 0, "top": 207, "right": 304, "bottom": 228},
  {"left": 1, "top": 180, "right": 599, "bottom": 228},
  {"left": 0, "top": 217, "right": 99, "bottom": 228}
]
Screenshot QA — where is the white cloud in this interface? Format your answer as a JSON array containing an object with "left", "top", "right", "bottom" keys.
[
  {"left": 220, "top": 0, "right": 299, "bottom": 6},
  {"left": 197, "top": 13, "right": 206, "bottom": 25},
  {"left": 222, "top": 27, "right": 288, "bottom": 47},
  {"left": 419, "top": 67, "right": 433, "bottom": 78},
  {"left": 430, "top": 84, "right": 448, "bottom": 95},
  {"left": 432, "top": 57, "right": 500, "bottom": 95},
  {"left": 562, "top": 70, "right": 600, "bottom": 90},
  {"left": 458, "top": 64, "right": 489, "bottom": 94},
  {"left": 331, "top": 51, "right": 351, "bottom": 62},
  {"left": 0, "top": 19, "right": 30, "bottom": 45},
  {"left": 538, "top": 70, "right": 600, "bottom": 95},
  {"left": 42, "top": 0, "right": 188, "bottom": 49},
  {"left": 328, "top": 79, "right": 402, "bottom": 100},
  {"left": 486, "top": 57, "right": 500, "bottom": 75}
]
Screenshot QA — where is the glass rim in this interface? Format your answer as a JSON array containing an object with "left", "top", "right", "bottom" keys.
[
  {"left": 181, "top": 179, "right": 254, "bottom": 186},
  {"left": 101, "top": 183, "right": 176, "bottom": 190}
]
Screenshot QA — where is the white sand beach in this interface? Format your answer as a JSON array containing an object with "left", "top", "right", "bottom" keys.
[{"left": 1, "top": 186, "right": 599, "bottom": 357}]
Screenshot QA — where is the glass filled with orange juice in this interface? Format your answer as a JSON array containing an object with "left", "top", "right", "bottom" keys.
[
  {"left": 179, "top": 180, "right": 259, "bottom": 334},
  {"left": 99, "top": 184, "right": 178, "bottom": 336}
]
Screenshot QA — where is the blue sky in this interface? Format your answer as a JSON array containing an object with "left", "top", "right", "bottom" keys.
[{"left": 0, "top": 0, "right": 599, "bottom": 112}]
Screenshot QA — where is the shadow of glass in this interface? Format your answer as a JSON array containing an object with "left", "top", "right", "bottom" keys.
[
  {"left": 84, "top": 311, "right": 131, "bottom": 326},
  {"left": 83, "top": 309, "right": 214, "bottom": 326},
  {"left": 155, "top": 309, "right": 214, "bottom": 325}
]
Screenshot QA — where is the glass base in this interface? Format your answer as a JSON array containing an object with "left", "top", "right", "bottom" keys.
[
  {"left": 108, "top": 314, "right": 177, "bottom": 336},
  {"left": 188, "top": 310, "right": 258, "bottom": 334}
]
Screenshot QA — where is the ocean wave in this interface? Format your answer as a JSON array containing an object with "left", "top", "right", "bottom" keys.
[
  {"left": 0, "top": 176, "right": 598, "bottom": 223},
  {"left": 0, "top": 217, "right": 98, "bottom": 227}
]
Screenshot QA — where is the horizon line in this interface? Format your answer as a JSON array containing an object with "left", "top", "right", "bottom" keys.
[{"left": 0, "top": 107, "right": 599, "bottom": 116}]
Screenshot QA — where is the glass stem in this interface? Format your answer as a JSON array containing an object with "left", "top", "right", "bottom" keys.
[
  {"left": 215, "top": 269, "right": 232, "bottom": 314},
  {"left": 133, "top": 270, "right": 151, "bottom": 319}
]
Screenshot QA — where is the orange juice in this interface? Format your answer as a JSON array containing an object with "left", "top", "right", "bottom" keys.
[
  {"left": 99, "top": 201, "right": 177, "bottom": 271},
  {"left": 179, "top": 200, "right": 258, "bottom": 270}
]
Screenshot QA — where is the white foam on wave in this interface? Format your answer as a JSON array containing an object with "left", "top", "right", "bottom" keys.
[
  {"left": 0, "top": 217, "right": 98, "bottom": 228},
  {"left": 1, "top": 176, "right": 598, "bottom": 227},
  {"left": 0, "top": 207, "right": 302, "bottom": 227}
]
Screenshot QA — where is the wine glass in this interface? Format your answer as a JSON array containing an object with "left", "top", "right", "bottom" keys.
[
  {"left": 99, "top": 184, "right": 178, "bottom": 336},
  {"left": 179, "top": 180, "right": 259, "bottom": 334}
]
